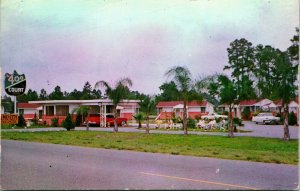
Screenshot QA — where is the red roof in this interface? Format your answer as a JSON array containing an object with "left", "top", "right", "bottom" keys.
[
  {"left": 273, "top": 100, "right": 283, "bottom": 106},
  {"left": 239, "top": 100, "right": 258, "bottom": 106},
  {"left": 17, "top": 103, "right": 41, "bottom": 109},
  {"left": 156, "top": 100, "right": 208, "bottom": 108}
]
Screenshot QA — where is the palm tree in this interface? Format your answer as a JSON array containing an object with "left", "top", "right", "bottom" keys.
[
  {"left": 134, "top": 112, "right": 145, "bottom": 129},
  {"left": 140, "top": 97, "right": 156, "bottom": 134},
  {"left": 165, "top": 66, "right": 200, "bottom": 135},
  {"left": 95, "top": 78, "right": 132, "bottom": 133},
  {"left": 218, "top": 75, "right": 237, "bottom": 137},
  {"left": 72, "top": 106, "right": 90, "bottom": 130}
]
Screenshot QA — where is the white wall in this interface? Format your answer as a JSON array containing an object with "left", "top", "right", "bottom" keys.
[
  {"left": 188, "top": 107, "right": 201, "bottom": 112},
  {"left": 161, "top": 107, "right": 173, "bottom": 112},
  {"left": 121, "top": 108, "right": 134, "bottom": 113},
  {"left": 24, "top": 109, "right": 37, "bottom": 114}
]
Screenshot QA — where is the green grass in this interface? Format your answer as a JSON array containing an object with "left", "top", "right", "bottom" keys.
[{"left": 1, "top": 131, "right": 298, "bottom": 165}]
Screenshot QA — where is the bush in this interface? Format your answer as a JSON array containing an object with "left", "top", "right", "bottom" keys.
[
  {"left": 51, "top": 118, "right": 59, "bottom": 127},
  {"left": 32, "top": 113, "right": 38, "bottom": 125},
  {"left": 17, "top": 114, "right": 26, "bottom": 127},
  {"left": 233, "top": 117, "right": 243, "bottom": 126},
  {"left": 222, "top": 111, "right": 229, "bottom": 116},
  {"left": 194, "top": 115, "right": 201, "bottom": 121},
  {"left": 75, "top": 114, "right": 82, "bottom": 126},
  {"left": 276, "top": 113, "right": 284, "bottom": 123},
  {"left": 242, "top": 107, "right": 251, "bottom": 120},
  {"left": 289, "top": 111, "right": 297, "bottom": 126},
  {"left": 62, "top": 113, "right": 75, "bottom": 131},
  {"left": 43, "top": 120, "right": 47, "bottom": 126},
  {"left": 187, "top": 118, "right": 196, "bottom": 129},
  {"left": 215, "top": 117, "right": 223, "bottom": 123}
]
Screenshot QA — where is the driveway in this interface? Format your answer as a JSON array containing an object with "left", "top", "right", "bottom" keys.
[
  {"left": 238, "top": 121, "right": 299, "bottom": 139},
  {"left": 1, "top": 140, "right": 298, "bottom": 190},
  {"left": 2, "top": 121, "right": 298, "bottom": 139}
]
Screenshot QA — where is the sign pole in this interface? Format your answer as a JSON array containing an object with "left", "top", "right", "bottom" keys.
[{"left": 14, "top": 96, "right": 17, "bottom": 114}]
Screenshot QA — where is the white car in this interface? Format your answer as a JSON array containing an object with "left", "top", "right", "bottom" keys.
[
  {"left": 252, "top": 113, "right": 280, "bottom": 125},
  {"left": 201, "top": 113, "right": 228, "bottom": 120}
]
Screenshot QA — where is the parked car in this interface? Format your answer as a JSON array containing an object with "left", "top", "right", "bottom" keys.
[
  {"left": 201, "top": 113, "right": 228, "bottom": 120},
  {"left": 83, "top": 114, "right": 128, "bottom": 127},
  {"left": 252, "top": 113, "right": 280, "bottom": 125}
]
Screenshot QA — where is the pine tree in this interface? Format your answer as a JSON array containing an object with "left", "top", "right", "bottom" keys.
[{"left": 62, "top": 113, "right": 75, "bottom": 131}]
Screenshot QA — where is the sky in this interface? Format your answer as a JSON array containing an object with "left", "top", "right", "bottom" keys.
[{"left": 1, "top": 0, "right": 299, "bottom": 96}]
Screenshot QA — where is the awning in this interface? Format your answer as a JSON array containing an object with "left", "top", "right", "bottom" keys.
[
  {"left": 173, "top": 104, "right": 185, "bottom": 109},
  {"left": 116, "top": 105, "right": 124, "bottom": 110}
]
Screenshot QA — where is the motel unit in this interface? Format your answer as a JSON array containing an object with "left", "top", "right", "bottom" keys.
[
  {"left": 18, "top": 99, "right": 140, "bottom": 126},
  {"left": 217, "top": 98, "right": 299, "bottom": 119},
  {"left": 156, "top": 100, "right": 214, "bottom": 120}
]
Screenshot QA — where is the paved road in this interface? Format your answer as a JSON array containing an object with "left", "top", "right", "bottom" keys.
[
  {"left": 3, "top": 121, "right": 298, "bottom": 139},
  {"left": 1, "top": 140, "right": 298, "bottom": 190}
]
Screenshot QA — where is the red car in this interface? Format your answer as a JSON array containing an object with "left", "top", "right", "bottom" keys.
[{"left": 83, "top": 114, "right": 128, "bottom": 127}]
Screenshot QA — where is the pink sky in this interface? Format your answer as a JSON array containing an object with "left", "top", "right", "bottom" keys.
[{"left": 1, "top": 0, "right": 299, "bottom": 96}]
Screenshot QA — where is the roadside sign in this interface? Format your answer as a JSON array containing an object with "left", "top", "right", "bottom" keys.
[
  {"left": 4, "top": 70, "right": 26, "bottom": 96},
  {"left": 1, "top": 114, "right": 18, "bottom": 124}
]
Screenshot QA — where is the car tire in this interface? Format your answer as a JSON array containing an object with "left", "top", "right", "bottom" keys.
[{"left": 121, "top": 121, "right": 126, "bottom": 127}]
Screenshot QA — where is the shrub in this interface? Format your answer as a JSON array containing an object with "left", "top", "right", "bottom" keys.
[
  {"left": 194, "top": 115, "right": 201, "bottom": 121},
  {"left": 215, "top": 117, "right": 223, "bottom": 123},
  {"left": 32, "top": 113, "right": 38, "bottom": 125},
  {"left": 51, "top": 118, "right": 59, "bottom": 127},
  {"left": 75, "top": 114, "right": 82, "bottom": 126},
  {"left": 17, "top": 114, "right": 26, "bottom": 127},
  {"left": 62, "top": 113, "right": 75, "bottom": 131},
  {"left": 276, "top": 113, "right": 284, "bottom": 123},
  {"left": 289, "top": 111, "right": 297, "bottom": 126},
  {"left": 222, "top": 111, "right": 229, "bottom": 116},
  {"left": 43, "top": 120, "right": 47, "bottom": 126},
  {"left": 233, "top": 117, "right": 243, "bottom": 126},
  {"left": 187, "top": 118, "right": 196, "bottom": 129},
  {"left": 242, "top": 107, "right": 251, "bottom": 120}
]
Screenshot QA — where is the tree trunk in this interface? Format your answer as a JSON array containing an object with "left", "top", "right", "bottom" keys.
[
  {"left": 228, "top": 105, "right": 234, "bottom": 137},
  {"left": 146, "top": 116, "right": 150, "bottom": 134},
  {"left": 138, "top": 121, "right": 141, "bottom": 129},
  {"left": 183, "top": 101, "right": 188, "bottom": 135},
  {"left": 283, "top": 104, "right": 290, "bottom": 141},
  {"left": 114, "top": 107, "right": 118, "bottom": 133}
]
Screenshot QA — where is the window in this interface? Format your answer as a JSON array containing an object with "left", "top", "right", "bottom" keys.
[
  {"left": 19, "top": 109, "right": 24, "bottom": 115},
  {"left": 46, "top": 106, "right": 54, "bottom": 116},
  {"left": 200, "top": 107, "right": 206, "bottom": 113},
  {"left": 56, "top": 105, "right": 69, "bottom": 116}
]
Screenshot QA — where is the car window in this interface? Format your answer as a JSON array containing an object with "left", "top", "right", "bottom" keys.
[{"left": 106, "top": 115, "right": 114, "bottom": 118}]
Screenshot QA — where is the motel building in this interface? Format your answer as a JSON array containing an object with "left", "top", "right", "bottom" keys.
[
  {"left": 17, "top": 99, "right": 140, "bottom": 127},
  {"left": 155, "top": 100, "right": 214, "bottom": 120},
  {"left": 217, "top": 98, "right": 299, "bottom": 119}
]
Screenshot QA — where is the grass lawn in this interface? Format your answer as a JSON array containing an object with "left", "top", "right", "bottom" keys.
[{"left": 1, "top": 131, "right": 298, "bottom": 165}]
